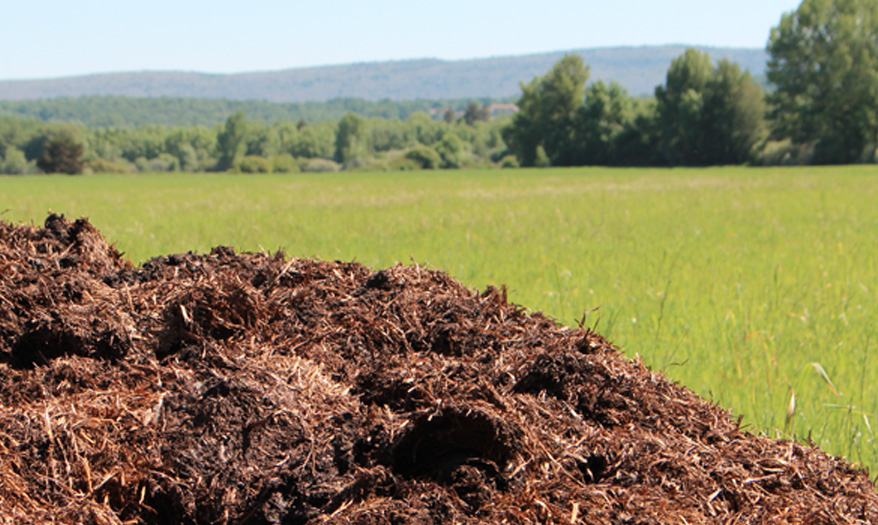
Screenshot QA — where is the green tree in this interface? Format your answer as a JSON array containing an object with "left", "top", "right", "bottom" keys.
[
  {"left": 614, "top": 98, "right": 662, "bottom": 166},
  {"left": 245, "top": 125, "right": 279, "bottom": 157},
  {"left": 655, "top": 49, "right": 714, "bottom": 165},
  {"left": 656, "top": 49, "right": 765, "bottom": 165},
  {"left": 701, "top": 60, "right": 766, "bottom": 164},
  {"left": 409, "top": 112, "right": 444, "bottom": 146},
  {"left": 573, "top": 81, "right": 634, "bottom": 165},
  {"left": 767, "top": 0, "right": 878, "bottom": 163},
  {"left": 216, "top": 111, "right": 248, "bottom": 171},
  {"left": 289, "top": 123, "right": 336, "bottom": 159},
  {"left": 0, "top": 146, "right": 31, "bottom": 174},
  {"left": 335, "top": 113, "right": 368, "bottom": 165},
  {"left": 503, "top": 54, "right": 589, "bottom": 166},
  {"left": 463, "top": 103, "right": 490, "bottom": 126},
  {"left": 37, "top": 135, "right": 84, "bottom": 174},
  {"left": 435, "top": 132, "right": 465, "bottom": 168},
  {"left": 369, "top": 119, "right": 418, "bottom": 152},
  {"left": 164, "top": 128, "right": 214, "bottom": 171}
]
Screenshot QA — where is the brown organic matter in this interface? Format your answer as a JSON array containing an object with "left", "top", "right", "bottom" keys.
[{"left": 0, "top": 215, "right": 876, "bottom": 524}]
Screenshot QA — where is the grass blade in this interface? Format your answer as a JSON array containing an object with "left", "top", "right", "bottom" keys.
[{"left": 811, "top": 362, "right": 842, "bottom": 398}]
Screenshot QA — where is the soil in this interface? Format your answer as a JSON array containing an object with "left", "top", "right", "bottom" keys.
[{"left": 0, "top": 214, "right": 876, "bottom": 524}]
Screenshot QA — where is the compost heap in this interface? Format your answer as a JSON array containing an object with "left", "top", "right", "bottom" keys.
[{"left": 0, "top": 216, "right": 876, "bottom": 525}]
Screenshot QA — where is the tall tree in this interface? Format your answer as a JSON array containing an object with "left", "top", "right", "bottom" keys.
[
  {"left": 463, "top": 103, "right": 490, "bottom": 126},
  {"left": 616, "top": 101, "right": 663, "bottom": 166},
  {"left": 656, "top": 49, "right": 765, "bottom": 165},
  {"left": 573, "top": 81, "right": 634, "bottom": 165},
  {"left": 503, "top": 54, "right": 589, "bottom": 166},
  {"left": 36, "top": 135, "right": 84, "bottom": 174},
  {"left": 701, "top": 60, "right": 766, "bottom": 165},
  {"left": 245, "top": 125, "right": 279, "bottom": 157},
  {"left": 655, "top": 49, "right": 714, "bottom": 165},
  {"left": 767, "top": 0, "right": 878, "bottom": 163},
  {"left": 216, "top": 111, "right": 248, "bottom": 171},
  {"left": 335, "top": 113, "right": 368, "bottom": 165},
  {"left": 435, "top": 132, "right": 464, "bottom": 168}
]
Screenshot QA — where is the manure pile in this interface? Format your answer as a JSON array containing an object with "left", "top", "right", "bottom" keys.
[{"left": 0, "top": 215, "right": 876, "bottom": 525}]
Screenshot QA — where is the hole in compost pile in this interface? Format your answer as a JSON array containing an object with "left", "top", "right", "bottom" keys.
[
  {"left": 138, "top": 479, "right": 189, "bottom": 525},
  {"left": 9, "top": 325, "right": 127, "bottom": 368},
  {"left": 353, "top": 372, "right": 434, "bottom": 411},
  {"left": 429, "top": 326, "right": 472, "bottom": 357},
  {"left": 391, "top": 407, "right": 514, "bottom": 483},
  {"left": 513, "top": 368, "right": 566, "bottom": 401},
  {"left": 512, "top": 353, "right": 583, "bottom": 401},
  {"left": 364, "top": 270, "right": 391, "bottom": 290},
  {"left": 250, "top": 271, "right": 269, "bottom": 288},
  {"left": 10, "top": 327, "right": 80, "bottom": 368},
  {"left": 579, "top": 453, "right": 609, "bottom": 483},
  {"left": 390, "top": 407, "right": 518, "bottom": 510}
]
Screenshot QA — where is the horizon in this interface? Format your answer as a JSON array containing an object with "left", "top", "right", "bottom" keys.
[
  {"left": 2, "top": 43, "right": 768, "bottom": 82},
  {"left": 1, "top": 1, "right": 800, "bottom": 82}
]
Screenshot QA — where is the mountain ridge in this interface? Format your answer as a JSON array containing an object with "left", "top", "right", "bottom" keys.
[{"left": 0, "top": 45, "right": 768, "bottom": 102}]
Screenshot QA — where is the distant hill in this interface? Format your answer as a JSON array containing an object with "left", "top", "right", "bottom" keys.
[
  {"left": 0, "top": 96, "right": 507, "bottom": 127},
  {"left": 0, "top": 46, "right": 767, "bottom": 102}
]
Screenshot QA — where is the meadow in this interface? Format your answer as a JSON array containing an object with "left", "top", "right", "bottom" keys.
[{"left": 1, "top": 166, "right": 876, "bottom": 475}]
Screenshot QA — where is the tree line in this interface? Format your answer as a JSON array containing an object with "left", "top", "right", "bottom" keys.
[
  {"left": 1, "top": 0, "right": 875, "bottom": 174},
  {"left": 0, "top": 105, "right": 509, "bottom": 175},
  {"left": 504, "top": 51, "right": 766, "bottom": 167},
  {"left": 0, "top": 96, "right": 511, "bottom": 128},
  {"left": 505, "top": 0, "right": 878, "bottom": 167}
]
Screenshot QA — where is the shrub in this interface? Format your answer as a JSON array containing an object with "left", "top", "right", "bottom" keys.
[
  {"left": 534, "top": 145, "right": 551, "bottom": 167},
  {"left": 385, "top": 157, "right": 422, "bottom": 171},
  {"left": 404, "top": 146, "right": 441, "bottom": 169},
  {"left": 435, "top": 132, "right": 464, "bottom": 169},
  {"left": 301, "top": 158, "right": 341, "bottom": 173},
  {"left": 753, "top": 139, "right": 815, "bottom": 166},
  {"left": 135, "top": 154, "right": 179, "bottom": 173},
  {"left": 86, "top": 158, "right": 133, "bottom": 174},
  {"left": 499, "top": 154, "right": 520, "bottom": 168},
  {"left": 238, "top": 155, "right": 273, "bottom": 174},
  {"left": 37, "top": 135, "right": 84, "bottom": 174},
  {"left": 177, "top": 144, "right": 200, "bottom": 172},
  {"left": 0, "top": 147, "right": 35, "bottom": 175},
  {"left": 272, "top": 154, "right": 300, "bottom": 173}
]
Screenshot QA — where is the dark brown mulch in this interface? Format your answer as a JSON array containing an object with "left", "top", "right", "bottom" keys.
[{"left": 0, "top": 214, "right": 875, "bottom": 524}]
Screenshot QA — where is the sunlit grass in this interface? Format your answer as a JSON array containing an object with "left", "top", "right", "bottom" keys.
[{"left": 2, "top": 166, "right": 876, "bottom": 473}]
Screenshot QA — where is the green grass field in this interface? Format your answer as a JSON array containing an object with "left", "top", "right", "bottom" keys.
[{"left": 2, "top": 166, "right": 876, "bottom": 475}]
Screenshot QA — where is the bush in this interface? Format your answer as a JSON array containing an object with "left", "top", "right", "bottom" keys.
[
  {"left": 85, "top": 158, "right": 133, "bottom": 174},
  {"left": 238, "top": 155, "right": 273, "bottom": 174},
  {"left": 272, "top": 154, "right": 300, "bottom": 173},
  {"left": 301, "top": 158, "right": 341, "bottom": 173},
  {"left": 0, "top": 147, "right": 35, "bottom": 175},
  {"left": 435, "top": 132, "right": 465, "bottom": 169},
  {"left": 385, "top": 157, "right": 422, "bottom": 171},
  {"left": 37, "top": 135, "right": 84, "bottom": 174},
  {"left": 135, "top": 154, "right": 179, "bottom": 173},
  {"left": 404, "top": 146, "right": 442, "bottom": 169},
  {"left": 177, "top": 144, "right": 200, "bottom": 172},
  {"left": 752, "top": 139, "right": 815, "bottom": 166},
  {"left": 534, "top": 145, "right": 551, "bottom": 167},
  {"left": 499, "top": 154, "right": 520, "bottom": 168}
]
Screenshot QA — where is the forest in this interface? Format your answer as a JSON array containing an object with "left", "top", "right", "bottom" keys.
[{"left": 0, "top": 0, "right": 875, "bottom": 175}]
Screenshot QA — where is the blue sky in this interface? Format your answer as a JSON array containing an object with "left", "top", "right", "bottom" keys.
[{"left": 1, "top": 0, "right": 802, "bottom": 80}]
